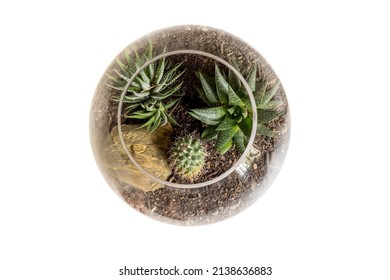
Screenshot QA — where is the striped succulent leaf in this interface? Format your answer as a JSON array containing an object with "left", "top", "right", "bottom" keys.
[
  {"left": 106, "top": 41, "right": 185, "bottom": 133},
  {"left": 191, "top": 61, "right": 286, "bottom": 153},
  {"left": 190, "top": 64, "right": 253, "bottom": 154}
]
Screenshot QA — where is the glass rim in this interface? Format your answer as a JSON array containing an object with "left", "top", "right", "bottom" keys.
[{"left": 117, "top": 49, "right": 258, "bottom": 189}]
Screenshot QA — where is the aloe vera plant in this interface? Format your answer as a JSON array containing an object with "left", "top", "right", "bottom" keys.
[
  {"left": 190, "top": 63, "right": 286, "bottom": 154},
  {"left": 106, "top": 42, "right": 185, "bottom": 133}
]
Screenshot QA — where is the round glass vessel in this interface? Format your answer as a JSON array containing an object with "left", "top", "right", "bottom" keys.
[{"left": 90, "top": 25, "right": 290, "bottom": 225}]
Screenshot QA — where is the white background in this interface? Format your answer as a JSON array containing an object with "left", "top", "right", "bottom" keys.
[{"left": 1, "top": 1, "right": 389, "bottom": 279}]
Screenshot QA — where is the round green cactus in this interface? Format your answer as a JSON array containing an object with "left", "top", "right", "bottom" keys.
[{"left": 170, "top": 136, "right": 207, "bottom": 180}]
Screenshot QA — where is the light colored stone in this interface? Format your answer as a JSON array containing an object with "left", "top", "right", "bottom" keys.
[{"left": 103, "top": 123, "right": 172, "bottom": 192}]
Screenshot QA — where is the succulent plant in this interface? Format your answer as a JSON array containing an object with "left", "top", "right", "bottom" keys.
[
  {"left": 189, "top": 64, "right": 255, "bottom": 154},
  {"left": 254, "top": 78, "right": 286, "bottom": 137},
  {"left": 106, "top": 41, "right": 185, "bottom": 133},
  {"left": 169, "top": 136, "right": 207, "bottom": 180},
  {"left": 190, "top": 62, "right": 286, "bottom": 154},
  {"left": 229, "top": 60, "right": 286, "bottom": 137}
]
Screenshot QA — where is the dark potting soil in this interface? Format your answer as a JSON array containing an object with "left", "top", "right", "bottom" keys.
[{"left": 120, "top": 113, "right": 289, "bottom": 225}]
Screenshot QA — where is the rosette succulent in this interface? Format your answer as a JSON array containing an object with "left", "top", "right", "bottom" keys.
[
  {"left": 189, "top": 64, "right": 255, "bottom": 154},
  {"left": 106, "top": 42, "right": 185, "bottom": 133},
  {"left": 190, "top": 62, "right": 286, "bottom": 154}
]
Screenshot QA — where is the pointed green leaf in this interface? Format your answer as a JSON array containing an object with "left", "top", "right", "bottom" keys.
[
  {"left": 148, "top": 60, "right": 155, "bottom": 79},
  {"left": 233, "top": 129, "right": 246, "bottom": 153},
  {"left": 124, "top": 49, "right": 132, "bottom": 66},
  {"left": 215, "top": 64, "right": 229, "bottom": 104},
  {"left": 128, "top": 110, "right": 155, "bottom": 119},
  {"left": 162, "top": 44, "right": 167, "bottom": 54},
  {"left": 236, "top": 85, "right": 247, "bottom": 98},
  {"left": 196, "top": 72, "right": 215, "bottom": 87},
  {"left": 127, "top": 85, "right": 143, "bottom": 93},
  {"left": 198, "top": 72, "right": 219, "bottom": 105},
  {"left": 237, "top": 115, "right": 253, "bottom": 137},
  {"left": 240, "top": 107, "right": 248, "bottom": 119},
  {"left": 106, "top": 83, "right": 124, "bottom": 92},
  {"left": 154, "top": 57, "right": 166, "bottom": 84},
  {"left": 141, "top": 101, "right": 156, "bottom": 111},
  {"left": 201, "top": 125, "right": 218, "bottom": 140},
  {"left": 152, "top": 83, "right": 164, "bottom": 93},
  {"left": 216, "top": 125, "right": 239, "bottom": 154},
  {"left": 189, "top": 112, "right": 220, "bottom": 125},
  {"left": 246, "top": 63, "right": 257, "bottom": 92},
  {"left": 165, "top": 98, "right": 180, "bottom": 110},
  {"left": 123, "top": 104, "right": 140, "bottom": 115},
  {"left": 241, "top": 96, "right": 253, "bottom": 113},
  {"left": 113, "top": 69, "right": 131, "bottom": 82},
  {"left": 123, "top": 49, "right": 131, "bottom": 68},
  {"left": 261, "top": 81, "right": 280, "bottom": 104},
  {"left": 132, "top": 91, "right": 150, "bottom": 98},
  {"left": 134, "top": 48, "right": 143, "bottom": 69},
  {"left": 215, "top": 114, "right": 237, "bottom": 131},
  {"left": 166, "top": 113, "right": 179, "bottom": 126},
  {"left": 144, "top": 40, "right": 153, "bottom": 61},
  {"left": 162, "top": 61, "right": 185, "bottom": 84},
  {"left": 227, "top": 86, "right": 245, "bottom": 107},
  {"left": 116, "top": 58, "right": 129, "bottom": 74},
  {"left": 138, "top": 68, "right": 151, "bottom": 85},
  {"left": 258, "top": 100, "right": 284, "bottom": 110},
  {"left": 153, "top": 64, "right": 184, "bottom": 93},
  {"left": 109, "top": 58, "right": 133, "bottom": 88},
  {"left": 258, "top": 109, "right": 286, "bottom": 124},
  {"left": 154, "top": 109, "right": 161, "bottom": 123},
  {"left": 234, "top": 88, "right": 252, "bottom": 112},
  {"left": 167, "top": 68, "right": 186, "bottom": 86},
  {"left": 138, "top": 115, "right": 155, "bottom": 129},
  {"left": 117, "top": 98, "right": 140, "bottom": 104},
  {"left": 135, "top": 77, "right": 150, "bottom": 91},
  {"left": 132, "top": 109, "right": 153, "bottom": 115},
  {"left": 123, "top": 94, "right": 146, "bottom": 102},
  {"left": 227, "top": 107, "right": 236, "bottom": 115},
  {"left": 157, "top": 81, "right": 183, "bottom": 98},
  {"left": 160, "top": 111, "right": 168, "bottom": 126},
  {"left": 230, "top": 59, "right": 240, "bottom": 71},
  {"left": 228, "top": 66, "right": 241, "bottom": 92},
  {"left": 257, "top": 124, "right": 275, "bottom": 137},
  {"left": 196, "top": 87, "right": 212, "bottom": 107},
  {"left": 106, "top": 73, "right": 122, "bottom": 84},
  {"left": 149, "top": 116, "right": 161, "bottom": 134},
  {"left": 217, "top": 139, "right": 233, "bottom": 155},
  {"left": 253, "top": 79, "right": 267, "bottom": 102},
  {"left": 152, "top": 92, "right": 173, "bottom": 101},
  {"left": 189, "top": 106, "right": 227, "bottom": 125}
]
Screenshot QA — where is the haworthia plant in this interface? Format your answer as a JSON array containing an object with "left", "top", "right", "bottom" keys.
[
  {"left": 190, "top": 62, "right": 286, "bottom": 154},
  {"left": 106, "top": 41, "right": 185, "bottom": 133},
  {"left": 189, "top": 64, "right": 255, "bottom": 154}
]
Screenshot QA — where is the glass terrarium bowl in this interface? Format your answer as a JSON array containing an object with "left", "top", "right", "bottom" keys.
[{"left": 90, "top": 25, "right": 290, "bottom": 225}]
